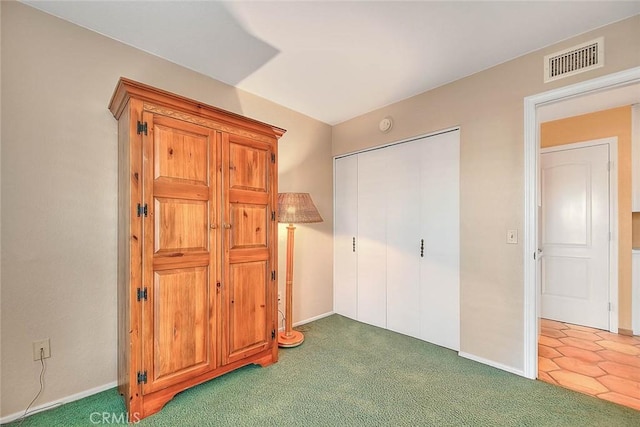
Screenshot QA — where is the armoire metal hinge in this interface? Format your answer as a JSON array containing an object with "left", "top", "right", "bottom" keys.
[
  {"left": 271, "top": 153, "right": 276, "bottom": 163},
  {"left": 271, "top": 211, "right": 276, "bottom": 221},
  {"left": 137, "top": 287, "right": 147, "bottom": 301},
  {"left": 137, "top": 121, "right": 148, "bottom": 135},
  {"left": 137, "top": 203, "right": 148, "bottom": 217},
  {"left": 137, "top": 371, "right": 147, "bottom": 384},
  {"left": 271, "top": 271, "right": 276, "bottom": 281}
]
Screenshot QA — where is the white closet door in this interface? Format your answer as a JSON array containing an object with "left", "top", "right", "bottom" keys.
[
  {"left": 357, "top": 148, "right": 388, "bottom": 328},
  {"left": 419, "top": 131, "right": 460, "bottom": 351},
  {"left": 334, "top": 155, "right": 358, "bottom": 319},
  {"left": 386, "top": 141, "right": 421, "bottom": 338}
]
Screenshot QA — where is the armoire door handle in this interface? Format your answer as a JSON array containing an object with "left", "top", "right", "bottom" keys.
[
  {"left": 420, "top": 239, "right": 424, "bottom": 258},
  {"left": 352, "top": 237, "right": 356, "bottom": 252},
  {"left": 223, "top": 223, "right": 231, "bottom": 229}
]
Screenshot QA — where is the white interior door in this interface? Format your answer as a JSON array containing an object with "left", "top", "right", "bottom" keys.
[
  {"left": 357, "top": 149, "right": 388, "bottom": 328},
  {"left": 386, "top": 141, "right": 421, "bottom": 338},
  {"left": 540, "top": 143, "right": 610, "bottom": 330},
  {"left": 334, "top": 155, "right": 359, "bottom": 319},
  {"left": 419, "top": 130, "right": 460, "bottom": 351}
]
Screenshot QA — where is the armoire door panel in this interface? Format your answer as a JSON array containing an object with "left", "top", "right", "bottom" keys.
[
  {"left": 229, "top": 203, "right": 268, "bottom": 249},
  {"left": 333, "top": 155, "right": 358, "bottom": 319},
  {"left": 153, "top": 122, "right": 209, "bottom": 185},
  {"left": 226, "top": 261, "right": 269, "bottom": 363},
  {"left": 228, "top": 140, "right": 268, "bottom": 192},
  {"left": 143, "top": 266, "right": 214, "bottom": 394},
  {"left": 154, "top": 198, "right": 208, "bottom": 254},
  {"left": 153, "top": 267, "right": 209, "bottom": 373}
]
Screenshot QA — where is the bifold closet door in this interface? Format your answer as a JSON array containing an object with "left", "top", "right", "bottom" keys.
[
  {"left": 334, "top": 155, "right": 358, "bottom": 319},
  {"left": 419, "top": 130, "right": 460, "bottom": 351},
  {"left": 385, "top": 141, "right": 421, "bottom": 338},
  {"left": 356, "top": 149, "right": 388, "bottom": 328}
]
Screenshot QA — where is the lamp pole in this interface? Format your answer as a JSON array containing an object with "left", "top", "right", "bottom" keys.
[{"left": 278, "top": 224, "right": 304, "bottom": 347}]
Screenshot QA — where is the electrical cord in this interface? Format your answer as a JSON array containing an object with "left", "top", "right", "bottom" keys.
[
  {"left": 14, "top": 348, "right": 47, "bottom": 425},
  {"left": 278, "top": 309, "right": 286, "bottom": 330}
]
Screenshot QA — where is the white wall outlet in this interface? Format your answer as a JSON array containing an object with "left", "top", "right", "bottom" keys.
[
  {"left": 33, "top": 339, "right": 51, "bottom": 361},
  {"left": 278, "top": 292, "right": 282, "bottom": 304},
  {"left": 507, "top": 229, "right": 518, "bottom": 244}
]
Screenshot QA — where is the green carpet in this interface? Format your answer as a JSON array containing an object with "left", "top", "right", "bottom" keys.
[{"left": 7, "top": 315, "right": 640, "bottom": 426}]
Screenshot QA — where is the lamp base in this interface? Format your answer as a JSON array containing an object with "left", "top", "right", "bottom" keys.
[{"left": 277, "top": 330, "right": 305, "bottom": 348}]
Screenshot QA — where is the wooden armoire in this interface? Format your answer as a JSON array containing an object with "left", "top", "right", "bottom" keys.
[{"left": 109, "top": 78, "right": 284, "bottom": 420}]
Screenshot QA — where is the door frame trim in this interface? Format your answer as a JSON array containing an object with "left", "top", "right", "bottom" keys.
[
  {"left": 540, "top": 137, "right": 619, "bottom": 334},
  {"left": 523, "top": 66, "right": 640, "bottom": 379}
]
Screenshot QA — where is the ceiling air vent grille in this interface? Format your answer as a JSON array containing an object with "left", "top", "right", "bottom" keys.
[{"left": 544, "top": 37, "right": 604, "bottom": 83}]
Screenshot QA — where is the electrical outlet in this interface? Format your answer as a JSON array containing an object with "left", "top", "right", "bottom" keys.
[
  {"left": 33, "top": 339, "right": 51, "bottom": 361},
  {"left": 507, "top": 229, "right": 518, "bottom": 244},
  {"left": 278, "top": 292, "right": 282, "bottom": 304}
]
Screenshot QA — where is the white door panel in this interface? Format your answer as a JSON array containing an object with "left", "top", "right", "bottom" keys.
[
  {"left": 420, "top": 131, "right": 460, "bottom": 351},
  {"left": 386, "top": 142, "right": 421, "bottom": 338},
  {"left": 334, "top": 156, "right": 358, "bottom": 319},
  {"left": 541, "top": 143, "right": 609, "bottom": 330},
  {"left": 357, "top": 149, "right": 388, "bottom": 328}
]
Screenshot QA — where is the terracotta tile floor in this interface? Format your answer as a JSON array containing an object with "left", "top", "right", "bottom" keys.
[{"left": 538, "top": 318, "right": 640, "bottom": 411}]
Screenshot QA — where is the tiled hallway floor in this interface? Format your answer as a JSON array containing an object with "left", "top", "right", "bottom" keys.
[{"left": 538, "top": 318, "right": 640, "bottom": 410}]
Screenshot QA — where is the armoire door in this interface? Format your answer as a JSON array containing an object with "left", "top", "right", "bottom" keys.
[
  {"left": 419, "top": 130, "right": 460, "bottom": 351},
  {"left": 222, "top": 133, "right": 275, "bottom": 365},
  {"left": 334, "top": 155, "right": 358, "bottom": 319},
  {"left": 141, "top": 113, "right": 218, "bottom": 394}
]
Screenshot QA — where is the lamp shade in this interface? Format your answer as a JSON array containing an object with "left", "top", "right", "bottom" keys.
[{"left": 277, "top": 193, "right": 323, "bottom": 224}]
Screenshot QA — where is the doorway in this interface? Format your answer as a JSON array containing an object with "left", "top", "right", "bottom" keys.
[{"left": 523, "top": 66, "right": 640, "bottom": 380}]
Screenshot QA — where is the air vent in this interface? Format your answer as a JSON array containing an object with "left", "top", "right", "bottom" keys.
[{"left": 544, "top": 37, "right": 604, "bottom": 83}]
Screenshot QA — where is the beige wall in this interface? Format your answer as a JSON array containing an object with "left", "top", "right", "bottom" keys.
[
  {"left": 0, "top": 2, "right": 333, "bottom": 418},
  {"left": 541, "top": 106, "right": 633, "bottom": 332},
  {"left": 333, "top": 15, "right": 640, "bottom": 370}
]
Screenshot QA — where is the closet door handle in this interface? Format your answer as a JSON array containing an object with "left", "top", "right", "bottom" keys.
[
  {"left": 352, "top": 237, "right": 356, "bottom": 252},
  {"left": 420, "top": 239, "right": 424, "bottom": 258}
]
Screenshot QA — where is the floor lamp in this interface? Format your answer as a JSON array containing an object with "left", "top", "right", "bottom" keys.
[{"left": 277, "top": 193, "right": 323, "bottom": 347}]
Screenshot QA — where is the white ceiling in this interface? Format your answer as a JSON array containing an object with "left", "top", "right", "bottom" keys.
[{"left": 22, "top": 1, "right": 640, "bottom": 125}]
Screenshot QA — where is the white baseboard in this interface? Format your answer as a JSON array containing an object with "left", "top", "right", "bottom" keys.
[
  {"left": 278, "top": 311, "right": 335, "bottom": 331},
  {"left": 0, "top": 381, "right": 117, "bottom": 424},
  {"left": 459, "top": 352, "right": 526, "bottom": 377},
  {"left": 294, "top": 311, "right": 334, "bottom": 327}
]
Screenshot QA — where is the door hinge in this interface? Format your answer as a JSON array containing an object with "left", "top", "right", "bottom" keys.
[
  {"left": 137, "top": 121, "right": 148, "bottom": 135},
  {"left": 271, "top": 153, "right": 276, "bottom": 163},
  {"left": 271, "top": 211, "right": 276, "bottom": 221},
  {"left": 137, "top": 203, "right": 148, "bottom": 217},
  {"left": 137, "top": 287, "right": 147, "bottom": 301},
  {"left": 272, "top": 329, "right": 276, "bottom": 339},
  {"left": 271, "top": 271, "right": 276, "bottom": 281},
  {"left": 137, "top": 371, "right": 147, "bottom": 384}
]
